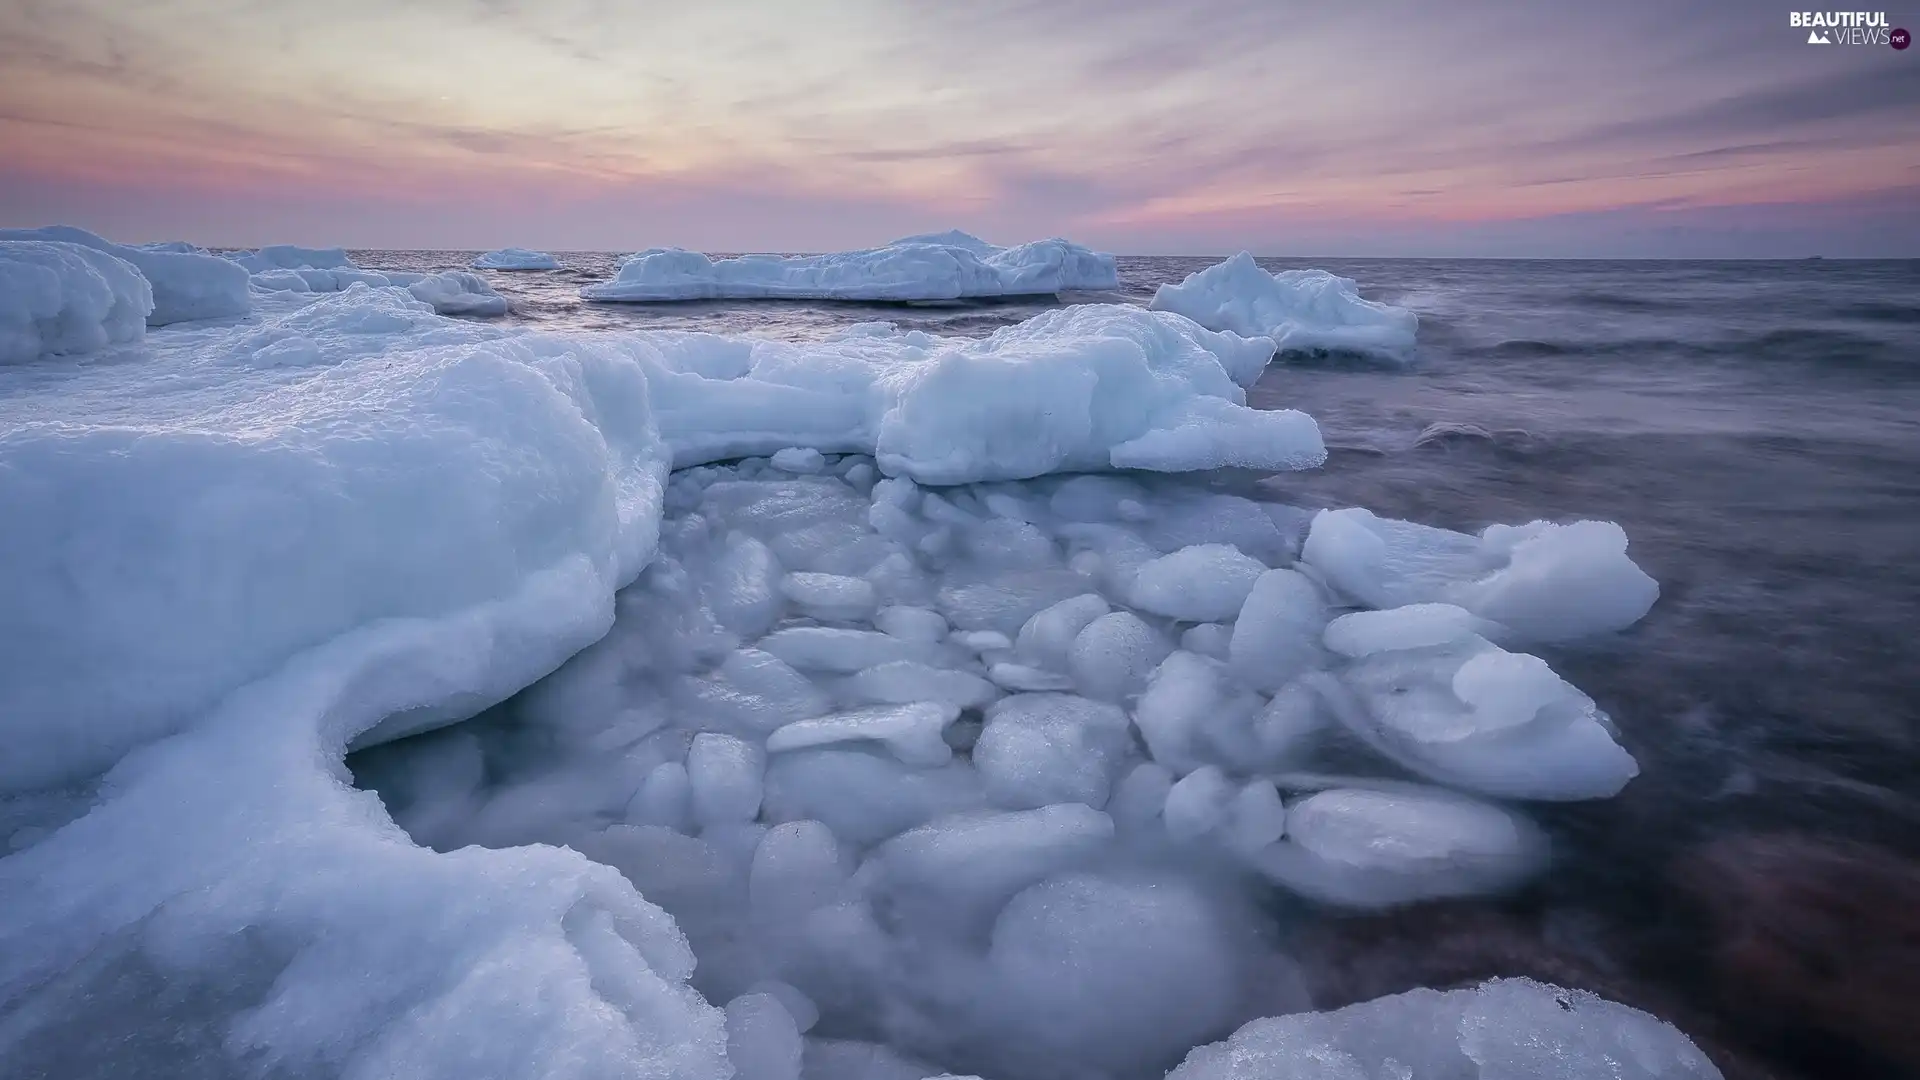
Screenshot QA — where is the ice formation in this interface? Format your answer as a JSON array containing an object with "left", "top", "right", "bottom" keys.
[
  {"left": 581, "top": 231, "right": 1118, "bottom": 302},
  {"left": 0, "top": 262, "right": 1696, "bottom": 1079},
  {"left": 473, "top": 246, "right": 561, "bottom": 270},
  {"left": 0, "top": 225, "right": 251, "bottom": 325},
  {"left": 0, "top": 240, "right": 152, "bottom": 362},
  {"left": 405, "top": 270, "right": 510, "bottom": 316},
  {"left": 1150, "top": 251, "right": 1419, "bottom": 362}
]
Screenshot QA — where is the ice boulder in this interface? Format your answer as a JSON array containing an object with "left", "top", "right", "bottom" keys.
[
  {"left": 1302, "top": 508, "right": 1660, "bottom": 642},
  {"left": 1250, "top": 786, "right": 1546, "bottom": 907},
  {"left": 1130, "top": 543, "right": 1268, "bottom": 621},
  {"left": 405, "top": 271, "right": 509, "bottom": 316},
  {"left": 581, "top": 233, "right": 1117, "bottom": 302},
  {"left": 231, "top": 244, "right": 357, "bottom": 273},
  {"left": 972, "top": 693, "right": 1134, "bottom": 809},
  {"left": 0, "top": 225, "right": 251, "bottom": 325},
  {"left": 473, "top": 246, "right": 561, "bottom": 270},
  {"left": 1150, "top": 252, "right": 1418, "bottom": 363},
  {"left": 0, "top": 240, "right": 151, "bottom": 362}
]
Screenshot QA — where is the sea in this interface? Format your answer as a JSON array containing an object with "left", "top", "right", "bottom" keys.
[{"left": 354, "top": 251, "right": 1920, "bottom": 1078}]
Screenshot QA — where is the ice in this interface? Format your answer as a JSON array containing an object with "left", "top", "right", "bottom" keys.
[
  {"left": 405, "top": 270, "right": 509, "bottom": 316},
  {"left": 748, "top": 821, "right": 849, "bottom": 928},
  {"left": 232, "top": 244, "right": 356, "bottom": 272},
  {"left": 0, "top": 225, "right": 250, "bottom": 325},
  {"left": 473, "top": 247, "right": 561, "bottom": 271},
  {"left": 762, "top": 751, "right": 985, "bottom": 846},
  {"left": 0, "top": 240, "right": 151, "bottom": 362},
  {"left": 726, "top": 992, "right": 804, "bottom": 1080},
  {"left": 972, "top": 693, "right": 1133, "bottom": 809},
  {"left": 1162, "top": 765, "right": 1237, "bottom": 840},
  {"left": 1222, "top": 780, "right": 1288, "bottom": 856},
  {"left": 1227, "top": 569, "right": 1329, "bottom": 692},
  {"left": 1013, "top": 593, "right": 1110, "bottom": 669},
  {"left": 1168, "top": 977, "right": 1723, "bottom": 1080},
  {"left": 681, "top": 648, "right": 827, "bottom": 735},
  {"left": 874, "top": 605, "right": 949, "bottom": 643},
  {"left": 705, "top": 534, "right": 786, "bottom": 639},
  {"left": 862, "top": 805, "right": 1114, "bottom": 928},
  {"left": 688, "top": 733, "right": 767, "bottom": 826},
  {"left": 987, "top": 662, "right": 1076, "bottom": 692},
  {"left": 1068, "top": 611, "right": 1173, "bottom": 701},
  {"left": 841, "top": 662, "right": 998, "bottom": 709},
  {"left": 629, "top": 762, "right": 694, "bottom": 830},
  {"left": 1302, "top": 508, "right": 1659, "bottom": 643},
  {"left": 780, "top": 571, "right": 878, "bottom": 621},
  {"left": 1133, "top": 651, "right": 1262, "bottom": 773},
  {"left": 1149, "top": 252, "right": 1419, "bottom": 363},
  {"left": 759, "top": 628, "right": 929, "bottom": 673},
  {"left": 747, "top": 980, "right": 819, "bottom": 1034},
  {"left": 1180, "top": 622, "right": 1234, "bottom": 660},
  {"left": 1324, "top": 602, "right": 1494, "bottom": 657},
  {"left": 1131, "top": 544, "right": 1268, "bottom": 621},
  {"left": 1108, "top": 762, "right": 1175, "bottom": 832},
  {"left": 766, "top": 703, "right": 959, "bottom": 767},
  {"left": 1252, "top": 787, "right": 1545, "bottom": 908},
  {"left": 581, "top": 232, "right": 1117, "bottom": 302},
  {"left": 771, "top": 447, "right": 828, "bottom": 474}
]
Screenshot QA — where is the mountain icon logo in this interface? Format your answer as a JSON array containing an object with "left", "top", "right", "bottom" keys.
[{"left": 1808, "top": 29, "right": 1832, "bottom": 43}]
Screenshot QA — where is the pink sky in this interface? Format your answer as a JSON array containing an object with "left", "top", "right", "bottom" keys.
[{"left": 2, "top": 0, "right": 1916, "bottom": 255}]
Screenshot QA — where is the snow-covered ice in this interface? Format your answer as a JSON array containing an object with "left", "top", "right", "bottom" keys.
[
  {"left": 1150, "top": 251, "right": 1419, "bottom": 363},
  {"left": 473, "top": 246, "right": 561, "bottom": 270},
  {"left": 1, "top": 225, "right": 251, "bottom": 325},
  {"left": 405, "top": 270, "right": 510, "bottom": 316},
  {"left": 0, "top": 264, "right": 1693, "bottom": 1079},
  {"left": 0, "top": 240, "right": 151, "bottom": 362},
  {"left": 581, "top": 231, "right": 1118, "bottom": 302}
]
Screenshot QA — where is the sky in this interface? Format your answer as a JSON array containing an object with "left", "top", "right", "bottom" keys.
[{"left": 0, "top": 0, "right": 1916, "bottom": 256}]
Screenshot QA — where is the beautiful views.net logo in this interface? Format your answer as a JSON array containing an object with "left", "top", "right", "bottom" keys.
[{"left": 1789, "top": 11, "right": 1903, "bottom": 45}]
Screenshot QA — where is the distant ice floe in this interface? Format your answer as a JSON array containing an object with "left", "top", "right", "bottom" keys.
[
  {"left": 405, "top": 270, "right": 511, "bottom": 316},
  {"left": 0, "top": 234, "right": 1706, "bottom": 1080},
  {"left": 1151, "top": 251, "right": 1419, "bottom": 363},
  {"left": 473, "top": 246, "right": 560, "bottom": 270},
  {"left": 1, "top": 225, "right": 250, "bottom": 326},
  {"left": 581, "top": 230, "right": 1119, "bottom": 302}
]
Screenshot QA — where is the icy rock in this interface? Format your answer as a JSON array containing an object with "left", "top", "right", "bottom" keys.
[
  {"left": 874, "top": 605, "right": 949, "bottom": 643},
  {"left": 627, "top": 761, "right": 694, "bottom": 831},
  {"left": 705, "top": 534, "right": 786, "bottom": 639},
  {"left": 1, "top": 225, "right": 249, "bottom": 326},
  {"left": 0, "top": 240, "right": 151, "bottom": 361},
  {"left": 973, "top": 693, "right": 1134, "bottom": 809},
  {"left": 749, "top": 820, "right": 848, "bottom": 926},
  {"left": 1302, "top": 508, "right": 1659, "bottom": 643},
  {"left": 1133, "top": 651, "right": 1264, "bottom": 773},
  {"left": 688, "top": 733, "right": 766, "bottom": 825},
  {"left": 1068, "top": 612, "right": 1172, "bottom": 701},
  {"left": 1251, "top": 787, "right": 1545, "bottom": 908},
  {"left": 406, "top": 270, "right": 509, "bottom": 316},
  {"left": 1108, "top": 762, "right": 1176, "bottom": 832},
  {"left": 1014, "top": 593, "right": 1111, "bottom": 670},
  {"left": 1149, "top": 252, "right": 1419, "bottom": 364},
  {"left": 726, "top": 992, "right": 805, "bottom": 1080},
  {"left": 779, "top": 572, "right": 878, "bottom": 621},
  {"left": 1167, "top": 977, "right": 1723, "bottom": 1080},
  {"left": 841, "top": 661, "right": 998, "bottom": 709},
  {"left": 770, "top": 447, "right": 827, "bottom": 474},
  {"left": 767, "top": 703, "right": 959, "bottom": 767},
  {"left": 1223, "top": 780, "right": 1288, "bottom": 856},
  {"left": 473, "top": 247, "right": 560, "bottom": 270},
  {"left": 1180, "top": 622, "right": 1234, "bottom": 661},
  {"left": 864, "top": 805, "right": 1115, "bottom": 928},
  {"left": 1228, "top": 569, "right": 1328, "bottom": 692},
  {"left": 763, "top": 751, "right": 985, "bottom": 847},
  {"left": 1324, "top": 602, "right": 1492, "bottom": 657},
  {"left": 682, "top": 648, "right": 828, "bottom": 735},
  {"left": 1131, "top": 544, "right": 1268, "bottom": 621},
  {"left": 758, "top": 628, "right": 928, "bottom": 673},
  {"left": 1163, "top": 765, "right": 1237, "bottom": 840}
]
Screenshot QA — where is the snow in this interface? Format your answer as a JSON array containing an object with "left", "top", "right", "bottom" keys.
[
  {"left": 406, "top": 270, "right": 510, "bottom": 316},
  {"left": 1149, "top": 251, "right": 1419, "bottom": 363},
  {"left": 0, "top": 240, "right": 151, "bottom": 362},
  {"left": 473, "top": 246, "right": 561, "bottom": 270},
  {"left": 1169, "top": 978, "right": 1723, "bottom": 1080},
  {"left": 581, "top": 232, "right": 1118, "bottom": 302},
  {"left": 0, "top": 266, "right": 1694, "bottom": 1078},
  {"left": 0, "top": 225, "right": 251, "bottom": 325}
]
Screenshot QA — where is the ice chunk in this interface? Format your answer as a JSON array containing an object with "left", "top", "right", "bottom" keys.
[
  {"left": 1180, "top": 622, "right": 1233, "bottom": 661},
  {"left": 801, "top": 1039, "right": 944, "bottom": 1080},
  {"left": 1108, "top": 762, "right": 1175, "bottom": 832},
  {"left": 581, "top": 234, "right": 1116, "bottom": 302},
  {"left": 1068, "top": 612, "right": 1172, "bottom": 701},
  {"left": 874, "top": 605, "right": 948, "bottom": 643},
  {"left": 726, "top": 992, "right": 804, "bottom": 1080},
  {"left": 863, "top": 805, "right": 1114, "bottom": 928},
  {"left": 1133, "top": 650, "right": 1263, "bottom": 773},
  {"left": 681, "top": 648, "right": 828, "bottom": 735},
  {"left": 1131, "top": 544, "right": 1268, "bottom": 621},
  {"left": 1, "top": 225, "right": 249, "bottom": 325},
  {"left": 767, "top": 703, "right": 958, "bottom": 767},
  {"left": 953, "top": 629, "right": 1013, "bottom": 653},
  {"left": 688, "top": 733, "right": 766, "bottom": 825},
  {"left": 1223, "top": 780, "right": 1288, "bottom": 856},
  {"left": 987, "top": 662, "right": 1077, "bottom": 692},
  {"left": 1149, "top": 252, "right": 1419, "bottom": 363},
  {"left": 1167, "top": 977, "right": 1723, "bottom": 1080},
  {"left": 1015, "top": 593, "right": 1111, "bottom": 670},
  {"left": 841, "top": 662, "right": 998, "bottom": 709},
  {"left": 1227, "top": 569, "right": 1328, "bottom": 692},
  {"left": 758, "top": 628, "right": 927, "bottom": 673},
  {"left": 1302, "top": 509, "right": 1659, "bottom": 642},
  {"left": 405, "top": 270, "right": 509, "bottom": 316},
  {"left": 973, "top": 693, "right": 1133, "bottom": 809},
  {"left": 0, "top": 240, "right": 151, "bottom": 361},
  {"left": 746, "top": 980, "right": 819, "bottom": 1034},
  {"left": 1252, "top": 787, "right": 1544, "bottom": 908},
  {"left": 232, "top": 244, "right": 355, "bottom": 272},
  {"left": 748, "top": 821, "right": 848, "bottom": 927},
  {"left": 1324, "top": 603, "right": 1490, "bottom": 657},
  {"left": 706, "top": 534, "right": 786, "bottom": 639},
  {"left": 762, "top": 751, "right": 985, "bottom": 846},
  {"left": 770, "top": 447, "right": 827, "bottom": 474},
  {"left": 473, "top": 247, "right": 561, "bottom": 270},
  {"left": 1253, "top": 680, "right": 1328, "bottom": 762},
  {"left": 1162, "top": 765, "right": 1236, "bottom": 840},
  {"left": 628, "top": 761, "right": 694, "bottom": 831},
  {"left": 779, "top": 572, "right": 878, "bottom": 621}
]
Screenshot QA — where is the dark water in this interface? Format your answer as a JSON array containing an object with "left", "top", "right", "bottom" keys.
[{"left": 356, "top": 251, "right": 1920, "bottom": 1077}]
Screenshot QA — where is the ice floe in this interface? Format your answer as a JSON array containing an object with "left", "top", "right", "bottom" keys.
[
  {"left": 472, "top": 246, "right": 561, "bottom": 270},
  {"left": 1, "top": 225, "right": 251, "bottom": 325},
  {"left": 1150, "top": 251, "right": 1419, "bottom": 362}
]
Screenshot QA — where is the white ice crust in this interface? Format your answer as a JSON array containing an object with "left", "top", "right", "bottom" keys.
[
  {"left": 0, "top": 226, "right": 251, "bottom": 326},
  {"left": 581, "top": 231, "right": 1118, "bottom": 302},
  {"left": 0, "top": 237, "right": 1688, "bottom": 1079},
  {"left": 1150, "top": 252, "right": 1419, "bottom": 362},
  {"left": 473, "top": 246, "right": 561, "bottom": 270},
  {"left": 0, "top": 240, "right": 152, "bottom": 362}
]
